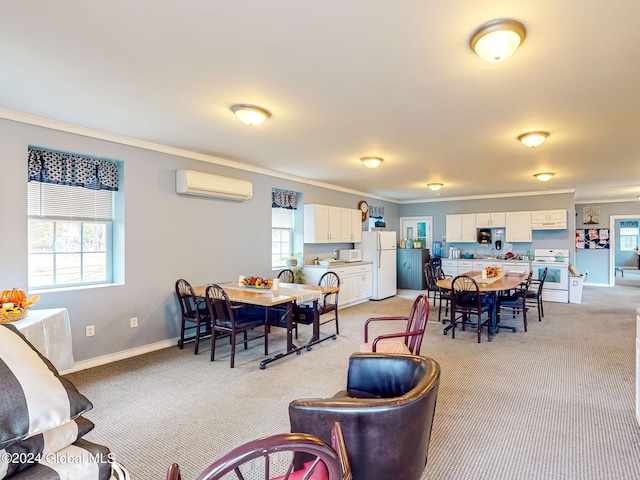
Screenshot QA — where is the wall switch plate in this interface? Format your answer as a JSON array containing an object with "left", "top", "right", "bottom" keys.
[
  {"left": 130, "top": 317, "right": 138, "bottom": 328},
  {"left": 85, "top": 325, "right": 95, "bottom": 337}
]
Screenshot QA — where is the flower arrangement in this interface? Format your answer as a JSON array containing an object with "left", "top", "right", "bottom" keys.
[{"left": 0, "top": 288, "right": 40, "bottom": 323}]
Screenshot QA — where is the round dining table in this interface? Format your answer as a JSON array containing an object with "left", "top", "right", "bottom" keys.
[{"left": 437, "top": 270, "right": 527, "bottom": 341}]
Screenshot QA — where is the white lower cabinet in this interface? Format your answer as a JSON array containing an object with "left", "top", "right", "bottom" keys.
[
  {"left": 472, "top": 260, "right": 503, "bottom": 272},
  {"left": 441, "top": 260, "right": 458, "bottom": 278},
  {"left": 303, "top": 263, "right": 373, "bottom": 308}
]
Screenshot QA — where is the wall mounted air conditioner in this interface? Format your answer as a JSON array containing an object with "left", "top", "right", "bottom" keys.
[{"left": 175, "top": 169, "right": 253, "bottom": 201}]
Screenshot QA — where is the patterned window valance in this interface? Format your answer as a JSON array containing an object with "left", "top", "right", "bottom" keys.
[
  {"left": 369, "top": 205, "right": 384, "bottom": 219},
  {"left": 272, "top": 188, "right": 298, "bottom": 209},
  {"left": 621, "top": 221, "right": 638, "bottom": 228},
  {"left": 28, "top": 146, "right": 120, "bottom": 191}
]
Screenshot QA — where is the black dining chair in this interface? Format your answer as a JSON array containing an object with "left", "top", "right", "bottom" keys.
[
  {"left": 175, "top": 279, "right": 212, "bottom": 355},
  {"left": 205, "top": 284, "right": 269, "bottom": 368},
  {"left": 446, "top": 275, "right": 494, "bottom": 343},
  {"left": 278, "top": 269, "right": 295, "bottom": 283},
  {"left": 527, "top": 267, "right": 547, "bottom": 322},
  {"left": 496, "top": 273, "right": 532, "bottom": 332}
]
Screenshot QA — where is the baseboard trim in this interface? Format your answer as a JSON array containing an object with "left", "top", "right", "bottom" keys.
[{"left": 60, "top": 338, "right": 178, "bottom": 375}]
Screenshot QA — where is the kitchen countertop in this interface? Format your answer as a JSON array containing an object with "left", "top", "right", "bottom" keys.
[{"left": 304, "top": 261, "right": 373, "bottom": 268}]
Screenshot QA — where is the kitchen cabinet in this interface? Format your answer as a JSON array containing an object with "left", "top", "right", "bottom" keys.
[
  {"left": 472, "top": 260, "right": 503, "bottom": 272},
  {"left": 340, "top": 208, "right": 362, "bottom": 242},
  {"left": 475, "top": 212, "right": 506, "bottom": 228},
  {"left": 531, "top": 209, "right": 567, "bottom": 230},
  {"left": 397, "top": 249, "right": 430, "bottom": 290},
  {"left": 303, "top": 263, "right": 373, "bottom": 308},
  {"left": 441, "top": 259, "right": 458, "bottom": 278},
  {"left": 446, "top": 214, "right": 477, "bottom": 242},
  {"left": 505, "top": 211, "right": 532, "bottom": 242},
  {"left": 304, "top": 205, "right": 359, "bottom": 243}
]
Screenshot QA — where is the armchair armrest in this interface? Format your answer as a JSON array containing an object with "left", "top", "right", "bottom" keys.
[
  {"left": 371, "top": 330, "right": 423, "bottom": 351},
  {"left": 364, "top": 316, "right": 409, "bottom": 342}
]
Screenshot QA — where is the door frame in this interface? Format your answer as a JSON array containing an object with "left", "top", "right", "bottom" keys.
[
  {"left": 609, "top": 214, "right": 640, "bottom": 286},
  {"left": 400, "top": 216, "right": 433, "bottom": 250}
]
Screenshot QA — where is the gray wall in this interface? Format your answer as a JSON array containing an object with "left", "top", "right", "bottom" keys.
[
  {"left": 575, "top": 201, "right": 640, "bottom": 285},
  {"left": 0, "top": 118, "right": 382, "bottom": 363}
]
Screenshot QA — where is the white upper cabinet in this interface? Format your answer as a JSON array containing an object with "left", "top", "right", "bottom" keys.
[
  {"left": 505, "top": 211, "right": 532, "bottom": 242},
  {"left": 531, "top": 209, "right": 567, "bottom": 229},
  {"left": 304, "top": 205, "right": 362, "bottom": 243},
  {"left": 446, "top": 214, "right": 477, "bottom": 242},
  {"left": 475, "top": 212, "right": 506, "bottom": 228}
]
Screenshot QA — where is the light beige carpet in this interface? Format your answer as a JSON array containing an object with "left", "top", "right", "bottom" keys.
[{"left": 67, "top": 284, "right": 640, "bottom": 479}]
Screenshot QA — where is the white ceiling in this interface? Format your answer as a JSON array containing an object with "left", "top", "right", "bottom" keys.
[{"left": 1, "top": 1, "right": 639, "bottom": 204}]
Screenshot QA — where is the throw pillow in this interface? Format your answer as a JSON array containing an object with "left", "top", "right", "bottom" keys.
[{"left": 0, "top": 324, "right": 93, "bottom": 449}]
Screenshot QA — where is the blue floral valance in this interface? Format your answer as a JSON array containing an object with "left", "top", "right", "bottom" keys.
[
  {"left": 272, "top": 188, "right": 298, "bottom": 209},
  {"left": 28, "top": 146, "right": 120, "bottom": 191},
  {"left": 369, "top": 205, "right": 384, "bottom": 219}
]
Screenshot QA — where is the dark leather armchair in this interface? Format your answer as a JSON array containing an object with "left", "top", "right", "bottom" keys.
[{"left": 289, "top": 353, "right": 440, "bottom": 480}]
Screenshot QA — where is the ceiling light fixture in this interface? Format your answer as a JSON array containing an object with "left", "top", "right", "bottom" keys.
[
  {"left": 469, "top": 19, "right": 527, "bottom": 63},
  {"left": 230, "top": 104, "right": 271, "bottom": 126},
  {"left": 518, "top": 131, "right": 549, "bottom": 148},
  {"left": 534, "top": 172, "right": 555, "bottom": 182},
  {"left": 427, "top": 183, "right": 443, "bottom": 191},
  {"left": 360, "top": 157, "right": 384, "bottom": 169}
]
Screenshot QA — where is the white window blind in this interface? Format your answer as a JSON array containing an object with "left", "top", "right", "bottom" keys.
[{"left": 28, "top": 182, "right": 113, "bottom": 221}]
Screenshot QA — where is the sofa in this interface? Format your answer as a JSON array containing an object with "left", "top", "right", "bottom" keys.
[
  {"left": 0, "top": 323, "right": 124, "bottom": 480},
  {"left": 289, "top": 352, "right": 440, "bottom": 480}
]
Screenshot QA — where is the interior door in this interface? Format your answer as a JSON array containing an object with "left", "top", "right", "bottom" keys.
[{"left": 400, "top": 216, "right": 433, "bottom": 249}]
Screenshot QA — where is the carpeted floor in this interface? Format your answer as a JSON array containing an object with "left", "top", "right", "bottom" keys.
[{"left": 66, "top": 283, "right": 640, "bottom": 480}]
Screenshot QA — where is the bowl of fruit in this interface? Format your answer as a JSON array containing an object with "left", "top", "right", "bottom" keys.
[{"left": 242, "top": 276, "right": 273, "bottom": 289}]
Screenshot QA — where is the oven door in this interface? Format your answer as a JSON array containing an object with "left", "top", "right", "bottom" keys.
[{"left": 533, "top": 263, "right": 569, "bottom": 290}]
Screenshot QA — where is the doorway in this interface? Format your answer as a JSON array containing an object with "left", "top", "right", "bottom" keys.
[
  {"left": 609, "top": 214, "right": 640, "bottom": 286},
  {"left": 400, "top": 216, "right": 433, "bottom": 251}
]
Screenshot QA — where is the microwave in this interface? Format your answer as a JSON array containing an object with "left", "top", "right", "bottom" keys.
[{"left": 339, "top": 249, "right": 362, "bottom": 263}]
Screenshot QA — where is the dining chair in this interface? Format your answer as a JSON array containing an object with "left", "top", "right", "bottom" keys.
[
  {"left": 447, "top": 275, "right": 494, "bottom": 343},
  {"left": 204, "top": 284, "right": 269, "bottom": 368},
  {"left": 278, "top": 269, "right": 295, "bottom": 283},
  {"left": 527, "top": 267, "right": 547, "bottom": 322},
  {"left": 175, "top": 279, "right": 212, "bottom": 355},
  {"left": 317, "top": 272, "right": 341, "bottom": 336},
  {"left": 496, "top": 273, "right": 532, "bottom": 332},
  {"left": 360, "top": 294, "right": 429, "bottom": 355},
  {"left": 423, "top": 263, "right": 440, "bottom": 304},
  {"left": 165, "top": 423, "right": 350, "bottom": 480},
  {"left": 434, "top": 266, "right": 452, "bottom": 323}
]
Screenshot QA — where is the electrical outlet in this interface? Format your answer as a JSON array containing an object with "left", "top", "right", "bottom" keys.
[
  {"left": 130, "top": 317, "right": 138, "bottom": 328},
  {"left": 85, "top": 325, "right": 95, "bottom": 337}
]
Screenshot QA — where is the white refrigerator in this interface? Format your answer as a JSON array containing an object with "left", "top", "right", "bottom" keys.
[{"left": 357, "top": 231, "right": 397, "bottom": 300}]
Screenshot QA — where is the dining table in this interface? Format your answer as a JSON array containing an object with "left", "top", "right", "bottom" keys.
[
  {"left": 437, "top": 270, "right": 527, "bottom": 341},
  {"left": 192, "top": 282, "right": 339, "bottom": 368}
]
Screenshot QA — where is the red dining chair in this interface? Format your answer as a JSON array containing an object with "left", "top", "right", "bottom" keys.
[
  {"left": 360, "top": 294, "right": 429, "bottom": 355},
  {"left": 165, "top": 423, "right": 351, "bottom": 480}
]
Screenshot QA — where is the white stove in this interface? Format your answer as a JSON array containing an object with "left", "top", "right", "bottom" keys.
[{"left": 532, "top": 249, "right": 569, "bottom": 303}]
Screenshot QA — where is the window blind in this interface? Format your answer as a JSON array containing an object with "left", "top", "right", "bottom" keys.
[{"left": 28, "top": 181, "right": 114, "bottom": 221}]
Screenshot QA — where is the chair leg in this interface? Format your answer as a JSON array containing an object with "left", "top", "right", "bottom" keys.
[
  {"left": 540, "top": 298, "right": 544, "bottom": 319},
  {"left": 477, "top": 313, "right": 482, "bottom": 343},
  {"left": 334, "top": 310, "right": 339, "bottom": 335},
  {"left": 179, "top": 318, "right": 186, "bottom": 349},
  {"left": 194, "top": 322, "right": 201, "bottom": 355},
  {"left": 243, "top": 330, "right": 248, "bottom": 350},
  {"left": 523, "top": 303, "right": 528, "bottom": 332},
  {"left": 230, "top": 333, "right": 236, "bottom": 368}
]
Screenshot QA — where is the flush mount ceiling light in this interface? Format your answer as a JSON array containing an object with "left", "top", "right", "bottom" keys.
[
  {"left": 360, "top": 157, "right": 384, "bottom": 168},
  {"left": 518, "top": 131, "right": 549, "bottom": 148},
  {"left": 534, "top": 172, "right": 555, "bottom": 182},
  {"left": 469, "top": 19, "right": 526, "bottom": 62},
  {"left": 230, "top": 104, "right": 271, "bottom": 126},
  {"left": 427, "top": 183, "right": 443, "bottom": 191}
]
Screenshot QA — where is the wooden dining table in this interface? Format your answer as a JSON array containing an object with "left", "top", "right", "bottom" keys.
[
  {"left": 193, "top": 282, "right": 339, "bottom": 368},
  {"left": 437, "top": 271, "right": 527, "bottom": 341}
]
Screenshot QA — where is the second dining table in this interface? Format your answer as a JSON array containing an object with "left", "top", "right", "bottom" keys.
[
  {"left": 436, "top": 270, "right": 527, "bottom": 341},
  {"left": 193, "top": 282, "right": 339, "bottom": 368}
]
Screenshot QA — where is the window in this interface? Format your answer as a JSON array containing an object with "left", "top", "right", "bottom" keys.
[
  {"left": 271, "top": 188, "right": 299, "bottom": 269},
  {"left": 27, "top": 147, "right": 120, "bottom": 289},
  {"left": 272, "top": 207, "right": 294, "bottom": 268},
  {"left": 620, "top": 222, "right": 639, "bottom": 251}
]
